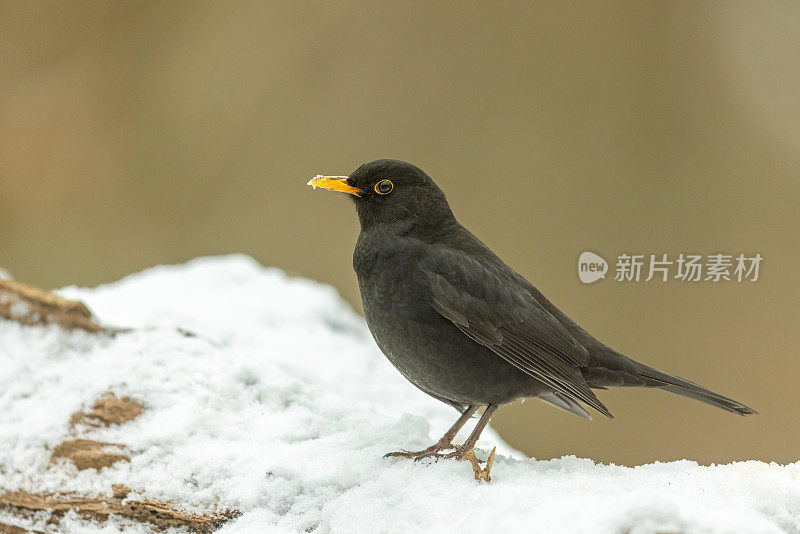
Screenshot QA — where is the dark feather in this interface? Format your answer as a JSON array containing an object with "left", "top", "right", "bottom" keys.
[
  {"left": 539, "top": 392, "right": 592, "bottom": 419},
  {"left": 420, "top": 249, "right": 613, "bottom": 419}
]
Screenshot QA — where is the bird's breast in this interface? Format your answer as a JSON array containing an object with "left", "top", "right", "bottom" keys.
[{"left": 353, "top": 232, "right": 422, "bottom": 315}]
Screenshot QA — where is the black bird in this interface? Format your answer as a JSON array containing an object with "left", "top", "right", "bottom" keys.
[{"left": 308, "top": 159, "right": 756, "bottom": 460}]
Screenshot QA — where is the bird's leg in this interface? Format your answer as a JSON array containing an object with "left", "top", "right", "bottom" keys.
[
  {"left": 452, "top": 405, "right": 499, "bottom": 481},
  {"left": 444, "top": 404, "right": 498, "bottom": 460},
  {"left": 384, "top": 405, "right": 478, "bottom": 459}
]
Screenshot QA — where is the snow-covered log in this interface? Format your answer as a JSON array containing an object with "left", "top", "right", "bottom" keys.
[{"left": 0, "top": 256, "right": 796, "bottom": 533}]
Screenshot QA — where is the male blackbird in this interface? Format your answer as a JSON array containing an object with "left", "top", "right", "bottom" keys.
[{"left": 308, "top": 159, "right": 756, "bottom": 460}]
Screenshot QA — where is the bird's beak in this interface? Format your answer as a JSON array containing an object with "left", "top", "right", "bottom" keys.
[{"left": 306, "top": 175, "right": 362, "bottom": 197}]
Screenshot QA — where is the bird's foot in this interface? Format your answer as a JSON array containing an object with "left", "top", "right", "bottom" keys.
[
  {"left": 461, "top": 447, "right": 496, "bottom": 483},
  {"left": 383, "top": 439, "right": 455, "bottom": 459},
  {"left": 386, "top": 443, "right": 497, "bottom": 481},
  {"left": 396, "top": 446, "right": 496, "bottom": 482}
]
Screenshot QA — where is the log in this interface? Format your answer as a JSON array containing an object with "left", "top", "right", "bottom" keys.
[
  {"left": 1, "top": 490, "right": 239, "bottom": 533},
  {"left": 1, "top": 283, "right": 239, "bottom": 532},
  {"left": 0, "top": 280, "right": 105, "bottom": 332}
]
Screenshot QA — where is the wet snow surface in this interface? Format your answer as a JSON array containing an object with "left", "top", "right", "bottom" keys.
[{"left": 0, "top": 256, "right": 797, "bottom": 533}]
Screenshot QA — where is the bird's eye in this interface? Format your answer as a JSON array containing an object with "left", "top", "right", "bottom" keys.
[{"left": 374, "top": 180, "right": 393, "bottom": 195}]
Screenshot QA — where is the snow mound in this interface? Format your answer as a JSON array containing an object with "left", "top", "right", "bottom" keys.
[{"left": 0, "top": 255, "right": 797, "bottom": 533}]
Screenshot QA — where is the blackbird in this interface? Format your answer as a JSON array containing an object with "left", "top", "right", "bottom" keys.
[{"left": 308, "top": 159, "right": 756, "bottom": 460}]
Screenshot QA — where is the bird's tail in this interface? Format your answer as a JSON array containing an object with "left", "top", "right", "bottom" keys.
[{"left": 636, "top": 366, "right": 757, "bottom": 415}]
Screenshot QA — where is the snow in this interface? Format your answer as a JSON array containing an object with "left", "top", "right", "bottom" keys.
[
  {"left": 0, "top": 255, "right": 798, "bottom": 534},
  {"left": 8, "top": 300, "right": 31, "bottom": 319}
]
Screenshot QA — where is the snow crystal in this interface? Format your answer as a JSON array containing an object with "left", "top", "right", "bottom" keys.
[{"left": 0, "top": 255, "right": 797, "bottom": 534}]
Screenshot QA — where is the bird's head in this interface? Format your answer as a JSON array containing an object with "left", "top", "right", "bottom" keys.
[{"left": 307, "top": 159, "right": 456, "bottom": 235}]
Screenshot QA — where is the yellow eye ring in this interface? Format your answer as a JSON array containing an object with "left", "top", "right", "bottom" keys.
[{"left": 374, "top": 180, "right": 393, "bottom": 195}]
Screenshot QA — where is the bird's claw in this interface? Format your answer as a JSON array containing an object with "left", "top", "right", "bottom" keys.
[
  {"left": 383, "top": 441, "right": 455, "bottom": 459},
  {"left": 461, "top": 447, "right": 496, "bottom": 482},
  {"left": 412, "top": 449, "right": 458, "bottom": 462}
]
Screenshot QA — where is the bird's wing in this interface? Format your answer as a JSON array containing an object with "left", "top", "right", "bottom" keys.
[{"left": 419, "top": 249, "right": 612, "bottom": 418}]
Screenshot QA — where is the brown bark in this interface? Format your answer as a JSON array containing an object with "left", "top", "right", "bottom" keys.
[
  {"left": 70, "top": 393, "right": 144, "bottom": 428},
  {"left": 0, "top": 522, "right": 45, "bottom": 534},
  {"left": 0, "top": 280, "right": 105, "bottom": 332},
  {"left": 51, "top": 439, "right": 129, "bottom": 471},
  {"left": 1, "top": 490, "right": 239, "bottom": 533}
]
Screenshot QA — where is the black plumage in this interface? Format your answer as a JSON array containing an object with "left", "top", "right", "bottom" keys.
[{"left": 308, "top": 159, "right": 756, "bottom": 460}]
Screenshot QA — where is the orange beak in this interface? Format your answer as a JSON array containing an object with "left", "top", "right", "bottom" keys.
[{"left": 306, "top": 175, "right": 362, "bottom": 197}]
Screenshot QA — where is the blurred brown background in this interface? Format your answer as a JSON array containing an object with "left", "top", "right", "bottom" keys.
[{"left": 1, "top": 1, "right": 798, "bottom": 465}]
